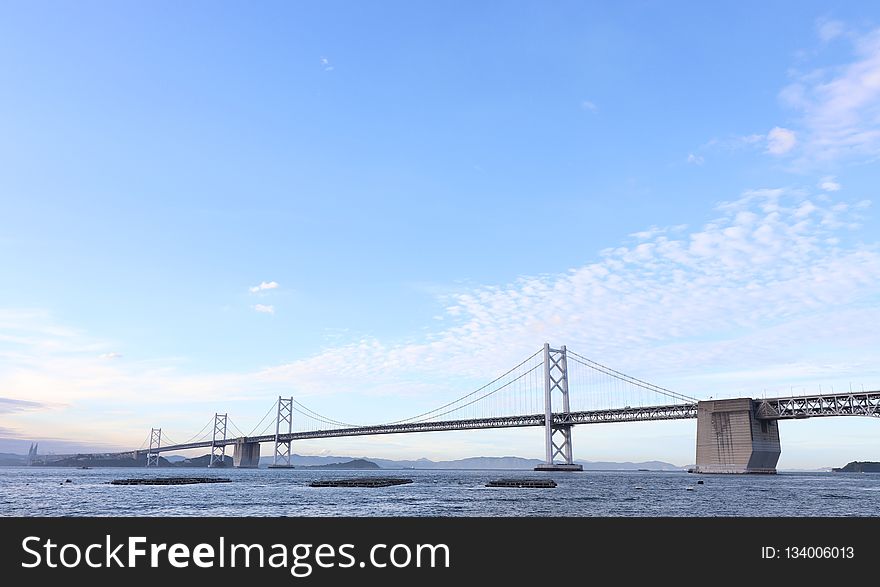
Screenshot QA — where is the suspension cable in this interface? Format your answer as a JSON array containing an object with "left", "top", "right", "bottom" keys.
[
  {"left": 227, "top": 418, "right": 248, "bottom": 439},
  {"left": 294, "top": 400, "right": 360, "bottom": 428},
  {"left": 567, "top": 351, "right": 696, "bottom": 403},
  {"left": 380, "top": 348, "right": 543, "bottom": 425},
  {"left": 410, "top": 363, "right": 543, "bottom": 423},
  {"left": 177, "top": 417, "right": 215, "bottom": 445},
  {"left": 160, "top": 433, "right": 180, "bottom": 446},
  {"left": 248, "top": 399, "right": 279, "bottom": 437}
]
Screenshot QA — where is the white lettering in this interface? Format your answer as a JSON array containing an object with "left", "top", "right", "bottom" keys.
[
  {"left": 59, "top": 544, "right": 81, "bottom": 568},
  {"left": 21, "top": 537, "right": 41, "bottom": 568},
  {"left": 106, "top": 535, "right": 124, "bottom": 567},
  {"left": 192, "top": 544, "right": 214, "bottom": 568},
  {"left": 167, "top": 544, "right": 190, "bottom": 568},
  {"left": 85, "top": 543, "right": 102, "bottom": 568},
  {"left": 128, "top": 537, "right": 147, "bottom": 567}
]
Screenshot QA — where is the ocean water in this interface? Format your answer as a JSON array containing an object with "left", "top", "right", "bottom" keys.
[{"left": 1, "top": 467, "right": 878, "bottom": 517}]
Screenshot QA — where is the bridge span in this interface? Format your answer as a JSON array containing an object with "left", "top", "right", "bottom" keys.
[{"left": 40, "top": 344, "right": 879, "bottom": 473}]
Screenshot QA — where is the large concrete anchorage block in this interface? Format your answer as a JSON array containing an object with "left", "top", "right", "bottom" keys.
[
  {"left": 694, "top": 398, "right": 780, "bottom": 474},
  {"left": 233, "top": 440, "right": 261, "bottom": 469}
]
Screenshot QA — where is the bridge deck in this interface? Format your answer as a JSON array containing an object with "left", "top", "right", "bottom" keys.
[
  {"left": 142, "top": 403, "right": 699, "bottom": 454},
  {"left": 69, "top": 390, "right": 879, "bottom": 458},
  {"left": 755, "top": 392, "right": 880, "bottom": 420}
]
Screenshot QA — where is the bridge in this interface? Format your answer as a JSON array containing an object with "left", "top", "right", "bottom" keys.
[{"left": 39, "top": 344, "right": 880, "bottom": 473}]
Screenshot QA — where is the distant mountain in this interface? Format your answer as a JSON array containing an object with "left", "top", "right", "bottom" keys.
[
  {"left": 832, "top": 461, "right": 880, "bottom": 473},
  {"left": 254, "top": 454, "right": 686, "bottom": 471},
  {"left": 574, "top": 460, "right": 684, "bottom": 471},
  {"left": 41, "top": 454, "right": 172, "bottom": 467},
  {"left": 2, "top": 449, "right": 684, "bottom": 471},
  {"left": 170, "top": 454, "right": 233, "bottom": 468},
  {"left": 370, "top": 456, "right": 544, "bottom": 470},
  {"left": 298, "top": 459, "right": 380, "bottom": 470},
  {"left": 0, "top": 453, "right": 27, "bottom": 466},
  {"left": 26, "top": 453, "right": 233, "bottom": 468}
]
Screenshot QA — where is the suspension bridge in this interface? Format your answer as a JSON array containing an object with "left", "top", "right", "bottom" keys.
[{"left": 34, "top": 344, "right": 880, "bottom": 473}]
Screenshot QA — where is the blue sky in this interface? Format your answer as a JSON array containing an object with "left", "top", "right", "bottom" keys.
[{"left": 1, "top": 2, "right": 879, "bottom": 468}]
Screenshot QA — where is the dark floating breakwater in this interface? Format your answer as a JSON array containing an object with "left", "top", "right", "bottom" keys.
[
  {"left": 486, "top": 479, "right": 557, "bottom": 488},
  {"left": 110, "top": 477, "right": 232, "bottom": 486},
  {"left": 309, "top": 478, "right": 413, "bottom": 488}
]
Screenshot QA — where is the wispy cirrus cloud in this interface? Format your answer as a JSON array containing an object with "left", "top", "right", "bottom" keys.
[
  {"left": 819, "top": 175, "right": 841, "bottom": 192},
  {"left": 0, "top": 397, "right": 47, "bottom": 414},
  {"left": 694, "top": 23, "right": 880, "bottom": 169},
  {"left": 779, "top": 24, "right": 880, "bottom": 165},
  {"left": 765, "top": 127, "right": 797, "bottom": 155},
  {"left": 581, "top": 100, "right": 598, "bottom": 112},
  {"left": 817, "top": 18, "right": 846, "bottom": 43}
]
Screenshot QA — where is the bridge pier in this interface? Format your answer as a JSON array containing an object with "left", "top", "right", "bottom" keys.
[
  {"left": 233, "top": 440, "right": 261, "bottom": 468},
  {"left": 693, "top": 398, "right": 780, "bottom": 474}
]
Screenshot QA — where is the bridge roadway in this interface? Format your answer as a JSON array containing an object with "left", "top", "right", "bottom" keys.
[
  {"left": 136, "top": 403, "right": 699, "bottom": 455},
  {"left": 132, "top": 391, "right": 880, "bottom": 456}
]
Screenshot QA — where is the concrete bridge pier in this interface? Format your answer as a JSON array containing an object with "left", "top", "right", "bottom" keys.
[
  {"left": 233, "top": 440, "right": 261, "bottom": 468},
  {"left": 693, "top": 398, "right": 780, "bottom": 474}
]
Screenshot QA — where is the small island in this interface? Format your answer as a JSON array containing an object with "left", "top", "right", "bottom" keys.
[{"left": 832, "top": 461, "right": 880, "bottom": 473}]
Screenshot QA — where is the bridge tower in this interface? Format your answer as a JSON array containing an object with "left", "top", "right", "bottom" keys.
[
  {"left": 269, "top": 396, "right": 294, "bottom": 469},
  {"left": 26, "top": 442, "right": 38, "bottom": 466},
  {"left": 535, "top": 343, "right": 583, "bottom": 471},
  {"left": 209, "top": 413, "right": 227, "bottom": 467},
  {"left": 146, "top": 428, "right": 161, "bottom": 467}
]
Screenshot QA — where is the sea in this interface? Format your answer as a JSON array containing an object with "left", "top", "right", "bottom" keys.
[{"left": 1, "top": 467, "right": 879, "bottom": 517}]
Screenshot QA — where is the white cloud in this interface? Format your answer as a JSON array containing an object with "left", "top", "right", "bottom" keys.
[
  {"left": 581, "top": 100, "right": 598, "bottom": 112},
  {"left": 249, "top": 281, "right": 279, "bottom": 293},
  {"left": 819, "top": 176, "right": 841, "bottom": 191},
  {"left": 765, "top": 127, "right": 797, "bottom": 155},
  {"left": 320, "top": 57, "right": 334, "bottom": 71},
  {"left": 779, "top": 27, "right": 880, "bottom": 164},
  {"left": 686, "top": 153, "right": 704, "bottom": 165},
  {"left": 99, "top": 352, "right": 122, "bottom": 360},
  {"left": 817, "top": 18, "right": 845, "bottom": 43},
  {"left": 253, "top": 304, "right": 275, "bottom": 315}
]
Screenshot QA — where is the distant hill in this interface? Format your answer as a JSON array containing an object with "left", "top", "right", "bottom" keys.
[
  {"left": 299, "top": 459, "right": 380, "bottom": 470},
  {"left": 832, "top": 461, "right": 880, "bottom": 473},
  {"left": 170, "top": 454, "right": 234, "bottom": 468},
  {"left": 28, "top": 453, "right": 234, "bottom": 468},
  {"left": 5, "top": 449, "right": 683, "bottom": 471},
  {"left": 257, "top": 454, "right": 685, "bottom": 471},
  {"left": 0, "top": 453, "right": 27, "bottom": 466},
  {"left": 575, "top": 460, "right": 684, "bottom": 471},
  {"left": 42, "top": 454, "right": 172, "bottom": 467}
]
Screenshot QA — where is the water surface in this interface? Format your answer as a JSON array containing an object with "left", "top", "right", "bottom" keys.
[{"left": 1, "top": 468, "right": 877, "bottom": 517}]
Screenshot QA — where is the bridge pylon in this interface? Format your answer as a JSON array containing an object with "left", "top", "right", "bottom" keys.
[
  {"left": 535, "top": 343, "right": 583, "bottom": 472},
  {"left": 269, "top": 396, "right": 294, "bottom": 469},
  {"left": 209, "top": 413, "right": 228, "bottom": 467},
  {"left": 146, "top": 428, "right": 161, "bottom": 467}
]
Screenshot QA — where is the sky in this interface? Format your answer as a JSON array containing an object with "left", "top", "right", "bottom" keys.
[{"left": 1, "top": 2, "right": 879, "bottom": 469}]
